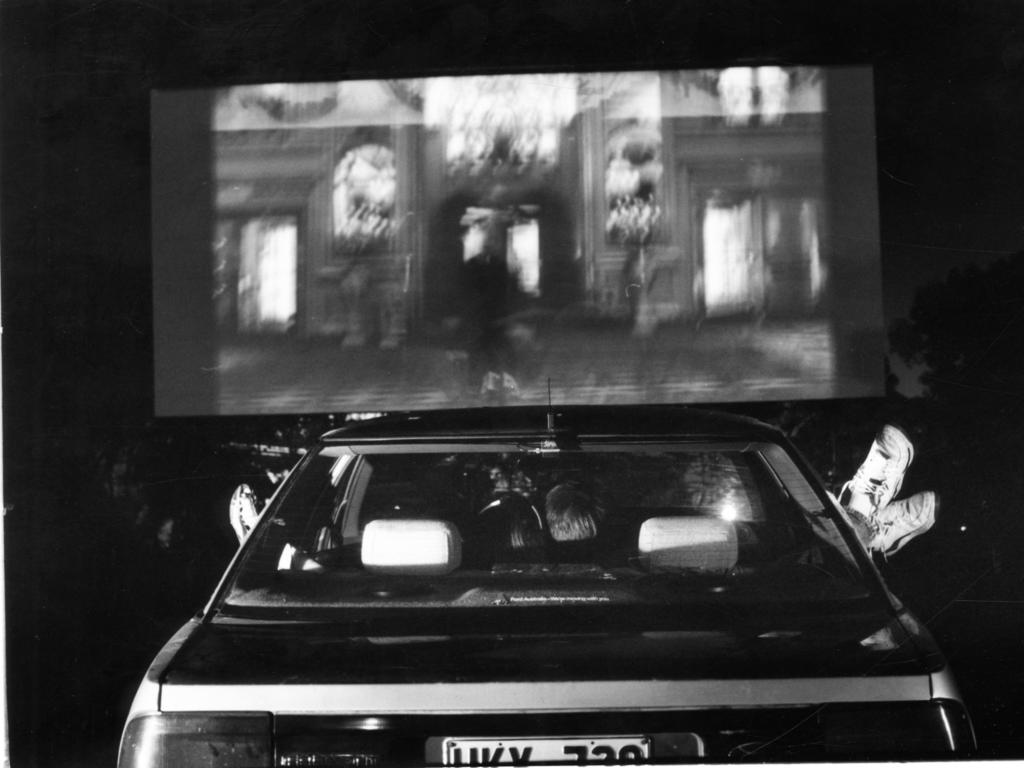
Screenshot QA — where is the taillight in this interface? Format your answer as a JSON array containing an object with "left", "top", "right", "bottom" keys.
[
  {"left": 118, "top": 713, "right": 272, "bottom": 768},
  {"left": 823, "top": 700, "right": 975, "bottom": 757}
]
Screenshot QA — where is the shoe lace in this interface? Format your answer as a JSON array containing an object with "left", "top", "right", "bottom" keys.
[
  {"left": 845, "top": 455, "right": 897, "bottom": 505},
  {"left": 864, "top": 514, "right": 903, "bottom": 559}
]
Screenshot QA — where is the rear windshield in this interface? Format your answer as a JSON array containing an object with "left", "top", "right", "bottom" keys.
[{"left": 223, "top": 443, "right": 868, "bottom": 612}]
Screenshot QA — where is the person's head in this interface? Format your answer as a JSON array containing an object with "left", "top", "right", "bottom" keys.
[
  {"left": 545, "top": 482, "right": 602, "bottom": 542},
  {"left": 503, "top": 500, "right": 546, "bottom": 554},
  {"left": 474, "top": 495, "right": 546, "bottom": 564}
]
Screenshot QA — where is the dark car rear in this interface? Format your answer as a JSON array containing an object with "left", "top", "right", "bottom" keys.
[{"left": 119, "top": 406, "right": 974, "bottom": 766}]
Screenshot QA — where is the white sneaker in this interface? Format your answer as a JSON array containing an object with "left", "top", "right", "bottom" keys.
[
  {"left": 868, "top": 491, "right": 937, "bottom": 556},
  {"left": 840, "top": 425, "right": 915, "bottom": 517}
]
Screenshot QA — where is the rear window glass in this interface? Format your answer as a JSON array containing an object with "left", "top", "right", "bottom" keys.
[{"left": 224, "top": 444, "right": 866, "bottom": 611}]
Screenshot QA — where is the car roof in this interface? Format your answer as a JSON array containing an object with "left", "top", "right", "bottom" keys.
[{"left": 320, "top": 405, "right": 784, "bottom": 444}]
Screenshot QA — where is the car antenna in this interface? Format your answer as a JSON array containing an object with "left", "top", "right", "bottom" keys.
[{"left": 546, "top": 377, "right": 555, "bottom": 433}]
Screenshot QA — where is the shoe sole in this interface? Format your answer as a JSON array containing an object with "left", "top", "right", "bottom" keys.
[{"left": 886, "top": 492, "right": 938, "bottom": 556}]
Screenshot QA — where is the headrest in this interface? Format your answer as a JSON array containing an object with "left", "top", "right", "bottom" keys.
[
  {"left": 638, "top": 516, "right": 738, "bottom": 572},
  {"left": 361, "top": 519, "right": 462, "bottom": 575}
]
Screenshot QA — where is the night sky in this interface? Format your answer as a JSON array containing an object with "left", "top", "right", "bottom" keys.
[
  {"left": 869, "top": 2, "right": 1024, "bottom": 317},
  {"left": 4, "top": 0, "right": 1024, "bottom": 765}
]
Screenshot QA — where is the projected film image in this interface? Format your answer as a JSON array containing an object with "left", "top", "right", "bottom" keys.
[{"left": 153, "top": 68, "right": 884, "bottom": 415}]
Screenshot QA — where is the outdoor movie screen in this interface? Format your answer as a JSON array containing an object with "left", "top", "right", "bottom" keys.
[{"left": 152, "top": 67, "right": 884, "bottom": 416}]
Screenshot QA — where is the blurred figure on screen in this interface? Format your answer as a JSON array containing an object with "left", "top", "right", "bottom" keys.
[{"left": 458, "top": 209, "right": 522, "bottom": 402}]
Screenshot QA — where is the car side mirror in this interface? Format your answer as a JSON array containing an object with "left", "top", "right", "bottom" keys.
[{"left": 229, "top": 483, "right": 261, "bottom": 545}]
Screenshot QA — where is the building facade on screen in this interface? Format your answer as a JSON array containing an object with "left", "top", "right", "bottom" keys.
[{"left": 153, "top": 67, "right": 884, "bottom": 415}]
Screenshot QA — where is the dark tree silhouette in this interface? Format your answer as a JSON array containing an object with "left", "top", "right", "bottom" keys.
[
  {"left": 891, "top": 252, "right": 1024, "bottom": 403},
  {"left": 889, "top": 250, "right": 1024, "bottom": 596}
]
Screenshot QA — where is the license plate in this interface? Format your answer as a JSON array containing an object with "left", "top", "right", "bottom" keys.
[{"left": 442, "top": 736, "right": 651, "bottom": 766}]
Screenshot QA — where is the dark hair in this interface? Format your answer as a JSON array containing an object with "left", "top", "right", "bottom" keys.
[
  {"left": 476, "top": 495, "right": 546, "bottom": 562},
  {"left": 545, "top": 482, "right": 602, "bottom": 542}
]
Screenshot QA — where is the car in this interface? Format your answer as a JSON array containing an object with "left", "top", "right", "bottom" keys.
[{"left": 117, "top": 405, "right": 975, "bottom": 766}]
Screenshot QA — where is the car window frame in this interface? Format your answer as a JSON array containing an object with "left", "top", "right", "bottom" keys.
[{"left": 206, "top": 435, "right": 895, "bottom": 620}]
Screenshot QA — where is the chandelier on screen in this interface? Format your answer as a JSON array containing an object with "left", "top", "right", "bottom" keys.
[
  {"left": 424, "top": 75, "right": 578, "bottom": 175},
  {"left": 716, "top": 66, "right": 792, "bottom": 127}
]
